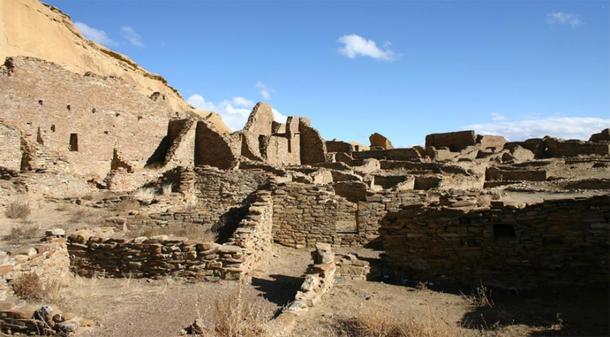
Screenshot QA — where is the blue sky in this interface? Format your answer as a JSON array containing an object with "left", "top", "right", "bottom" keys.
[{"left": 47, "top": 0, "right": 609, "bottom": 146}]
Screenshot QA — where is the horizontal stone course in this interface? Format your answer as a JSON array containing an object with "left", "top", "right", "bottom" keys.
[{"left": 67, "top": 190, "right": 274, "bottom": 281}]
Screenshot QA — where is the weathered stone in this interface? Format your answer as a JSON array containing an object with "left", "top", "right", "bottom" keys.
[{"left": 369, "top": 133, "right": 393, "bottom": 150}]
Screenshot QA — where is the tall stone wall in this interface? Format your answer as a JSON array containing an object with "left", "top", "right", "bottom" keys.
[
  {"left": 271, "top": 182, "right": 424, "bottom": 248},
  {"left": 0, "top": 57, "right": 176, "bottom": 178},
  {"left": 380, "top": 195, "right": 610, "bottom": 289}
]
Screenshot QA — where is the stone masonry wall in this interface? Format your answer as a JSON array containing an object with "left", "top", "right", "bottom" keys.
[
  {"left": 271, "top": 182, "right": 424, "bottom": 248},
  {"left": 169, "top": 166, "right": 269, "bottom": 230},
  {"left": 67, "top": 190, "right": 274, "bottom": 281},
  {"left": 380, "top": 195, "right": 610, "bottom": 289}
]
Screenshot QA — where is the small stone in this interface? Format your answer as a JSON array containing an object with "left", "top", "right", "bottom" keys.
[{"left": 46, "top": 228, "right": 65, "bottom": 237}]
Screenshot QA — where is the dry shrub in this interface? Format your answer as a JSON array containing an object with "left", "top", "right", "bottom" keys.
[
  {"left": 210, "top": 287, "right": 265, "bottom": 337},
  {"left": 461, "top": 283, "right": 494, "bottom": 308},
  {"left": 5, "top": 201, "right": 31, "bottom": 220},
  {"left": 11, "top": 273, "right": 67, "bottom": 304},
  {"left": 12, "top": 272, "right": 45, "bottom": 301},
  {"left": 133, "top": 188, "right": 157, "bottom": 203},
  {"left": 334, "top": 307, "right": 460, "bottom": 337},
  {"left": 161, "top": 183, "right": 173, "bottom": 195},
  {"left": 5, "top": 224, "right": 39, "bottom": 242}
]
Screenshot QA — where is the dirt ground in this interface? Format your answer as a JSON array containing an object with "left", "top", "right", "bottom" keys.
[{"left": 28, "top": 245, "right": 311, "bottom": 337}]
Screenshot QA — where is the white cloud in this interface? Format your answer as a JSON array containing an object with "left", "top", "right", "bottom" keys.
[
  {"left": 547, "top": 11, "right": 582, "bottom": 27},
  {"left": 468, "top": 116, "right": 610, "bottom": 141},
  {"left": 272, "top": 108, "right": 288, "bottom": 124},
  {"left": 491, "top": 112, "right": 506, "bottom": 121},
  {"left": 187, "top": 94, "right": 287, "bottom": 131},
  {"left": 337, "top": 34, "right": 396, "bottom": 61},
  {"left": 256, "top": 82, "right": 273, "bottom": 100},
  {"left": 121, "top": 26, "right": 144, "bottom": 47},
  {"left": 75, "top": 22, "right": 116, "bottom": 46}
]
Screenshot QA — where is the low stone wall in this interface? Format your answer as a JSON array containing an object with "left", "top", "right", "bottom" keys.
[
  {"left": 283, "top": 243, "right": 336, "bottom": 315},
  {"left": 380, "top": 195, "right": 610, "bottom": 289},
  {"left": 486, "top": 166, "right": 547, "bottom": 181},
  {"left": 67, "top": 190, "right": 274, "bottom": 281},
  {"left": 353, "top": 148, "right": 421, "bottom": 161},
  {"left": 115, "top": 211, "right": 216, "bottom": 233}
]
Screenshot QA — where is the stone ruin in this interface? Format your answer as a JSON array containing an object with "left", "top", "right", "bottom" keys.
[
  {"left": 31, "top": 122, "right": 606, "bottom": 291},
  {"left": 1, "top": 3, "right": 609, "bottom": 334}
]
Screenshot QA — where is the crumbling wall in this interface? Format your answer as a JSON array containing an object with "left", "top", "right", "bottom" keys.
[
  {"left": 67, "top": 190, "right": 274, "bottom": 281},
  {"left": 380, "top": 195, "right": 610, "bottom": 289},
  {"left": 192, "top": 167, "right": 268, "bottom": 231},
  {"left": 545, "top": 138, "right": 610, "bottom": 157}
]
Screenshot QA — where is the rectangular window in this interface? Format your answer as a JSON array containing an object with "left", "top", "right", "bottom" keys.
[
  {"left": 69, "top": 133, "right": 78, "bottom": 152},
  {"left": 493, "top": 224, "right": 516, "bottom": 240}
]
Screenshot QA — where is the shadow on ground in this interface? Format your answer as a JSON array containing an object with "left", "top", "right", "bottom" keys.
[
  {"left": 354, "top": 251, "right": 609, "bottom": 337},
  {"left": 251, "top": 274, "right": 304, "bottom": 316},
  {"left": 460, "top": 284, "right": 609, "bottom": 336}
]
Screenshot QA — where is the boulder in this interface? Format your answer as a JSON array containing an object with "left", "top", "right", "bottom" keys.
[{"left": 369, "top": 133, "right": 393, "bottom": 150}]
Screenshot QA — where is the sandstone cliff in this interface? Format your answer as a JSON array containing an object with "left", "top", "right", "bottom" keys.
[{"left": 0, "top": 0, "right": 227, "bottom": 132}]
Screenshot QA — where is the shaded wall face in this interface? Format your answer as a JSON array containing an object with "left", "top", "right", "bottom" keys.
[
  {"left": 380, "top": 196, "right": 610, "bottom": 289},
  {"left": 194, "top": 121, "right": 238, "bottom": 169}
]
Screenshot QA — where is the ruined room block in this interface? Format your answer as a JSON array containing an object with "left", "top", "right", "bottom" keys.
[
  {"left": 545, "top": 138, "right": 610, "bottom": 157},
  {"left": 425, "top": 130, "right": 477, "bottom": 152}
]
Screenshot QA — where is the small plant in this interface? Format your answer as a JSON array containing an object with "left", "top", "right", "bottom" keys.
[
  {"left": 4, "top": 201, "right": 31, "bottom": 220},
  {"left": 12, "top": 272, "right": 44, "bottom": 301},
  {"left": 211, "top": 284, "right": 265, "bottom": 337},
  {"left": 461, "top": 283, "right": 494, "bottom": 308},
  {"left": 186, "top": 282, "right": 265, "bottom": 337}
]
